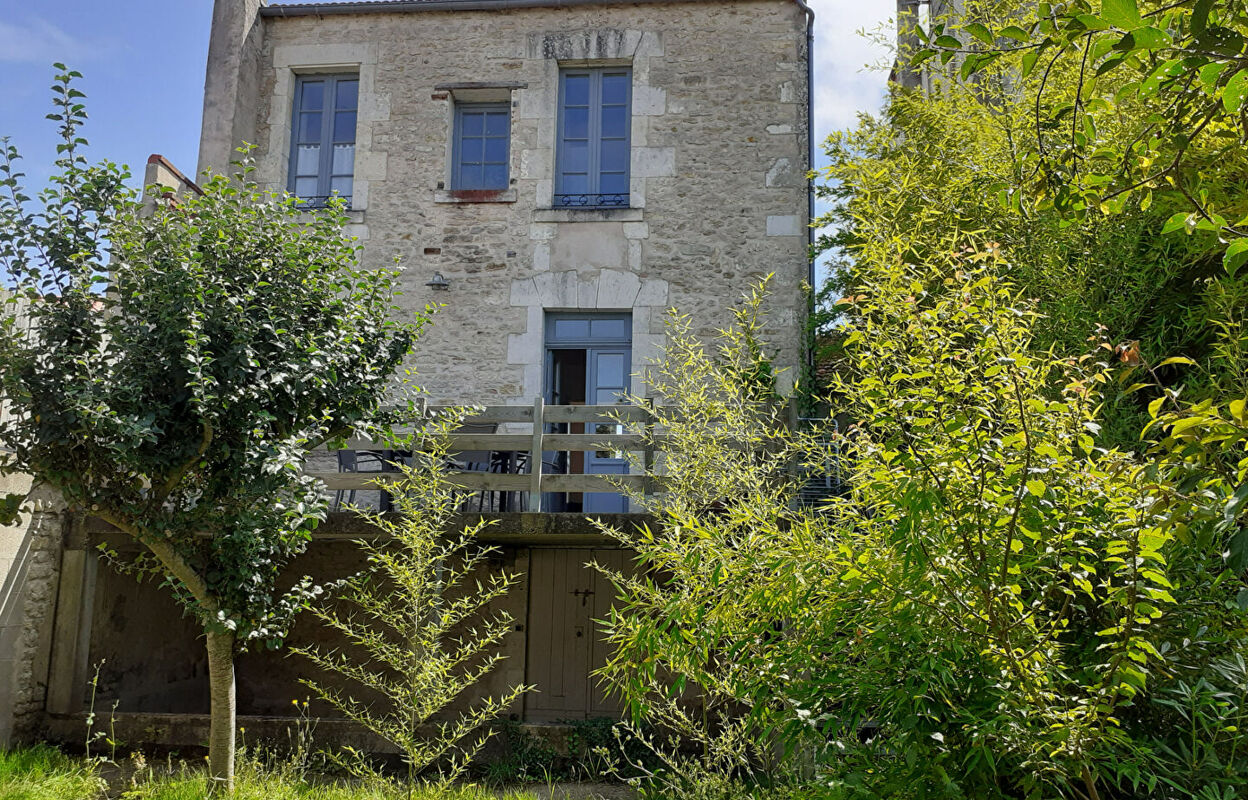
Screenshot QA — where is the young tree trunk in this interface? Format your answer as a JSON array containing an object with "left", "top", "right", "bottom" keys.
[{"left": 205, "top": 628, "right": 237, "bottom": 795}]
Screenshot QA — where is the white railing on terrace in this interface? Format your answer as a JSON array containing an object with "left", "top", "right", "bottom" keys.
[{"left": 307, "top": 398, "right": 663, "bottom": 514}]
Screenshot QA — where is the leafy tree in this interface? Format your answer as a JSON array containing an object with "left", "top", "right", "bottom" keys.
[
  {"left": 596, "top": 252, "right": 1245, "bottom": 797},
  {"left": 295, "top": 419, "right": 529, "bottom": 793},
  {"left": 0, "top": 67, "right": 425, "bottom": 792},
  {"left": 911, "top": 0, "right": 1248, "bottom": 264},
  {"left": 816, "top": 0, "right": 1248, "bottom": 447}
]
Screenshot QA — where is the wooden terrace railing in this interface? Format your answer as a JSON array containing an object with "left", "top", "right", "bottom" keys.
[{"left": 307, "top": 399, "right": 662, "bottom": 513}]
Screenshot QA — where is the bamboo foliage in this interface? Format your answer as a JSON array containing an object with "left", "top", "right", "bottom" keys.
[{"left": 295, "top": 417, "right": 529, "bottom": 788}]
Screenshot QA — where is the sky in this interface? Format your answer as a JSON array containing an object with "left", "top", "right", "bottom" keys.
[{"left": 0, "top": 0, "right": 895, "bottom": 205}]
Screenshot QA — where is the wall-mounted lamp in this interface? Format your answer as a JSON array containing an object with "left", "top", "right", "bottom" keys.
[{"left": 426, "top": 271, "right": 450, "bottom": 291}]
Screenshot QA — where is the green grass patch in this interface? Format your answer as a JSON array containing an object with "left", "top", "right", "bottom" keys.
[
  {"left": 1, "top": 746, "right": 541, "bottom": 800},
  {"left": 0, "top": 745, "right": 107, "bottom": 800}
]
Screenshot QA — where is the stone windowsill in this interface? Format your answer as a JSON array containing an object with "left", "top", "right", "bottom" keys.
[
  {"left": 434, "top": 189, "right": 518, "bottom": 204},
  {"left": 533, "top": 207, "right": 644, "bottom": 223},
  {"left": 295, "top": 209, "right": 366, "bottom": 224}
]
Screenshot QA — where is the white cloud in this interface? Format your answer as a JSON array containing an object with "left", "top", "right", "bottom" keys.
[
  {"left": 0, "top": 17, "right": 99, "bottom": 64},
  {"left": 808, "top": 0, "right": 895, "bottom": 138}
]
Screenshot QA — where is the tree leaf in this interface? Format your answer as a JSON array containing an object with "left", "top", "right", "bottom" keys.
[
  {"left": 1223, "top": 69, "right": 1248, "bottom": 113},
  {"left": 999, "top": 25, "right": 1029, "bottom": 41},
  {"left": 1224, "top": 238, "right": 1248, "bottom": 277},
  {"left": 1026, "top": 479, "right": 1047, "bottom": 497},
  {"left": 1161, "top": 212, "right": 1191, "bottom": 235},
  {"left": 1102, "top": 0, "right": 1142, "bottom": 29},
  {"left": 963, "top": 22, "right": 995, "bottom": 46}
]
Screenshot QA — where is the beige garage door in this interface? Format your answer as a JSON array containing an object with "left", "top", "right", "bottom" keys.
[{"left": 524, "top": 548, "right": 636, "bottom": 722}]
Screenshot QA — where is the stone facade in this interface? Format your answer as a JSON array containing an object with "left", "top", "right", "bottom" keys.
[
  {"left": 200, "top": 0, "right": 812, "bottom": 403},
  {"left": 7, "top": 0, "right": 813, "bottom": 746},
  {"left": 0, "top": 484, "right": 67, "bottom": 747}
]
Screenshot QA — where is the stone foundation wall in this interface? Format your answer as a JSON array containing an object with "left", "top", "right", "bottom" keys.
[{"left": 0, "top": 482, "right": 66, "bottom": 746}]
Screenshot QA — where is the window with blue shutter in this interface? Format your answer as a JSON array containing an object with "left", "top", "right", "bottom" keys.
[
  {"left": 554, "top": 68, "right": 631, "bottom": 208},
  {"left": 288, "top": 74, "right": 358, "bottom": 207},
  {"left": 452, "top": 103, "right": 511, "bottom": 191}
]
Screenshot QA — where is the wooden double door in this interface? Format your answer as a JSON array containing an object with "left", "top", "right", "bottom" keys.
[{"left": 524, "top": 548, "right": 635, "bottom": 722}]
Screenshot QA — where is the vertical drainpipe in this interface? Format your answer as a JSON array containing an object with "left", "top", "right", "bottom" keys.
[{"left": 792, "top": 0, "right": 817, "bottom": 379}]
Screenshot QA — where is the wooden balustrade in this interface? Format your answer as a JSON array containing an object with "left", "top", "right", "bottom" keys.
[{"left": 306, "top": 398, "right": 663, "bottom": 513}]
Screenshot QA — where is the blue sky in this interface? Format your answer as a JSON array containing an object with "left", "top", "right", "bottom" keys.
[{"left": 0, "top": 0, "right": 892, "bottom": 199}]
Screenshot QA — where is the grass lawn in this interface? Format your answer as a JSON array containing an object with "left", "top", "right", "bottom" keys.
[{"left": 0, "top": 745, "right": 547, "bottom": 800}]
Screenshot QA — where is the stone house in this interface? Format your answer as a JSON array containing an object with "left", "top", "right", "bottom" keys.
[{"left": 0, "top": 0, "right": 813, "bottom": 747}]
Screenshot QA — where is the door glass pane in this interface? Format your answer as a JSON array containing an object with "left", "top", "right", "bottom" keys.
[
  {"left": 589, "top": 319, "right": 629, "bottom": 340},
  {"left": 596, "top": 353, "right": 626, "bottom": 387},
  {"left": 552, "top": 319, "right": 590, "bottom": 340}
]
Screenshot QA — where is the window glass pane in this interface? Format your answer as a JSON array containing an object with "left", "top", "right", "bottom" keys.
[
  {"left": 333, "top": 111, "right": 356, "bottom": 143},
  {"left": 562, "top": 139, "right": 589, "bottom": 173},
  {"left": 590, "top": 319, "right": 630, "bottom": 340},
  {"left": 563, "top": 73, "right": 590, "bottom": 106},
  {"left": 296, "top": 145, "right": 320, "bottom": 176},
  {"left": 463, "top": 136, "right": 485, "bottom": 164},
  {"left": 601, "top": 73, "right": 630, "bottom": 105},
  {"left": 552, "top": 319, "right": 590, "bottom": 340},
  {"left": 460, "top": 164, "right": 485, "bottom": 189},
  {"left": 601, "top": 105, "right": 628, "bottom": 138},
  {"left": 461, "top": 111, "right": 484, "bottom": 136},
  {"left": 559, "top": 173, "right": 589, "bottom": 194},
  {"left": 294, "top": 176, "right": 318, "bottom": 197},
  {"left": 600, "top": 141, "right": 629, "bottom": 173},
  {"left": 599, "top": 172, "right": 629, "bottom": 195},
  {"left": 335, "top": 79, "right": 358, "bottom": 110},
  {"left": 562, "top": 106, "right": 590, "bottom": 139},
  {"left": 330, "top": 176, "right": 353, "bottom": 198},
  {"left": 484, "top": 137, "right": 508, "bottom": 164},
  {"left": 484, "top": 110, "right": 509, "bottom": 136},
  {"left": 300, "top": 81, "right": 324, "bottom": 111},
  {"left": 331, "top": 144, "right": 354, "bottom": 175},
  {"left": 298, "top": 112, "right": 322, "bottom": 143},
  {"left": 483, "top": 164, "right": 508, "bottom": 189}
]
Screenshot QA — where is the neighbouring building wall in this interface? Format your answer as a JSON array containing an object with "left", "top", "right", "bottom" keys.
[
  {"left": 200, "top": 0, "right": 811, "bottom": 405},
  {"left": 0, "top": 484, "right": 66, "bottom": 747}
]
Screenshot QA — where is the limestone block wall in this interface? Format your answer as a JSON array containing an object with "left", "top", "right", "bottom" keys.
[
  {"left": 0, "top": 483, "right": 66, "bottom": 746},
  {"left": 202, "top": 0, "right": 811, "bottom": 405}
]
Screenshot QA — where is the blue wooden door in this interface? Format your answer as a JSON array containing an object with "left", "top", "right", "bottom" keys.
[{"left": 584, "top": 348, "right": 629, "bottom": 513}]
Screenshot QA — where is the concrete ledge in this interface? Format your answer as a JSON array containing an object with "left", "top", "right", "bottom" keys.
[
  {"left": 85, "top": 513, "right": 655, "bottom": 546},
  {"left": 533, "top": 208, "right": 643, "bottom": 223},
  {"left": 46, "top": 712, "right": 590, "bottom": 758},
  {"left": 434, "top": 188, "right": 518, "bottom": 204}
]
